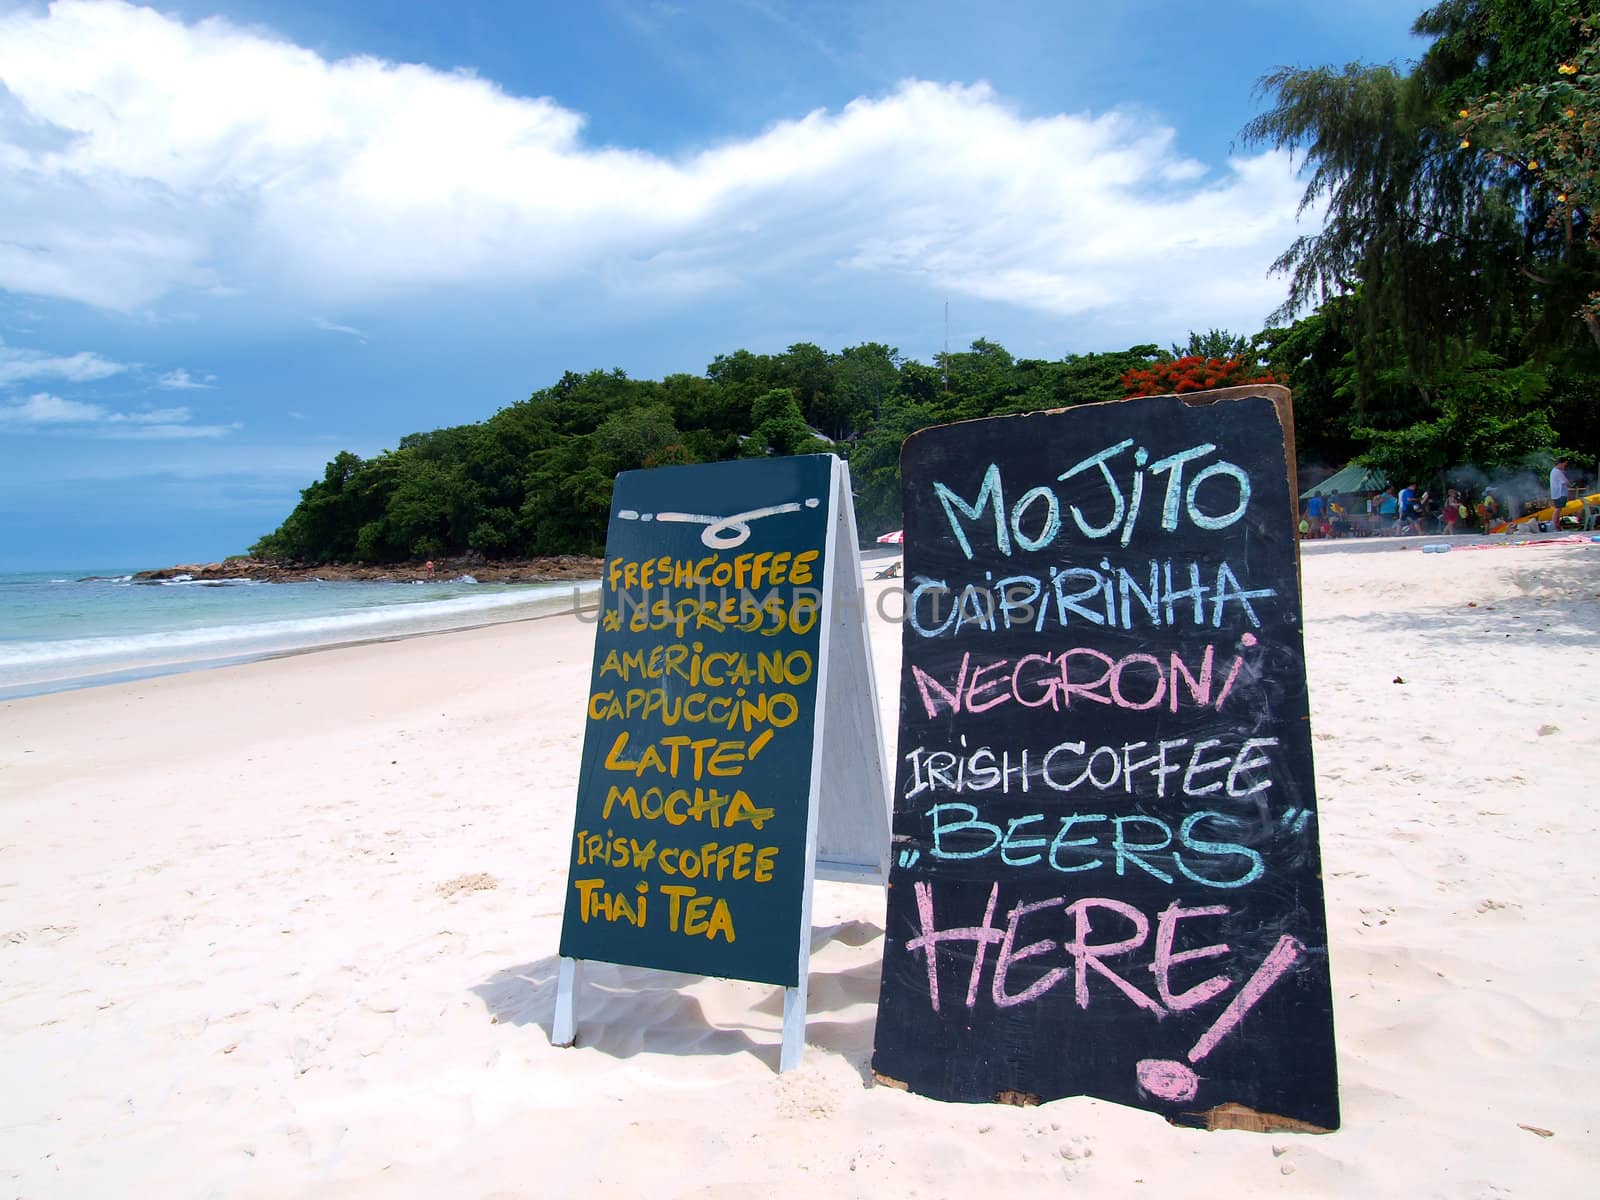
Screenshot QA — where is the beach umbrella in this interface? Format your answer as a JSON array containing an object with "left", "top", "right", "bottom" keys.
[
  {"left": 876, "top": 529, "right": 905, "bottom": 545},
  {"left": 1300, "top": 462, "right": 1388, "bottom": 500}
]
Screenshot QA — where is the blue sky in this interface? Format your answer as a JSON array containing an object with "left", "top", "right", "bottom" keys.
[{"left": 0, "top": 0, "right": 1427, "bottom": 570}]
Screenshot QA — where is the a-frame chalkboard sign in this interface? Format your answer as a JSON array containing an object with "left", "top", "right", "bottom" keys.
[
  {"left": 870, "top": 387, "right": 1339, "bottom": 1132},
  {"left": 555, "top": 454, "right": 891, "bottom": 1071}
]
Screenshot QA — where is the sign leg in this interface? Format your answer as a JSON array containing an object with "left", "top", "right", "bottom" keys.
[
  {"left": 779, "top": 981, "right": 808, "bottom": 1072},
  {"left": 552, "top": 956, "right": 579, "bottom": 1047}
]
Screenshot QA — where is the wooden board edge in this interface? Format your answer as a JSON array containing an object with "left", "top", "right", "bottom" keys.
[
  {"left": 993, "top": 1089, "right": 1043, "bottom": 1108},
  {"left": 1175, "top": 1101, "right": 1334, "bottom": 1135},
  {"left": 869, "top": 1073, "right": 1043, "bottom": 1109}
]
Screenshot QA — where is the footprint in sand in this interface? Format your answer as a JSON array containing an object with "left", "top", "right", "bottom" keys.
[{"left": 435, "top": 872, "right": 499, "bottom": 897}]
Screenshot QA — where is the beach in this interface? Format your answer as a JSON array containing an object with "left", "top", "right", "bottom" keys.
[{"left": 3, "top": 540, "right": 1598, "bottom": 1197}]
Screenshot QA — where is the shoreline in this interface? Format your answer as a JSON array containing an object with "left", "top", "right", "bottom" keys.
[
  {"left": 129, "top": 554, "right": 605, "bottom": 585},
  {"left": 12, "top": 537, "right": 1599, "bottom": 704},
  {"left": 0, "top": 576, "right": 603, "bottom": 704},
  {"left": 0, "top": 587, "right": 604, "bottom": 704},
  {"left": 18, "top": 535, "right": 1600, "bottom": 703}
]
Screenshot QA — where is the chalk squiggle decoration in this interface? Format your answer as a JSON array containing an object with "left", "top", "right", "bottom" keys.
[{"left": 617, "top": 497, "right": 821, "bottom": 549}]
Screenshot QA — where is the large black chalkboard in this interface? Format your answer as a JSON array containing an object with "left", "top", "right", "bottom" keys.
[
  {"left": 559, "top": 455, "right": 835, "bottom": 988},
  {"left": 870, "top": 390, "right": 1339, "bottom": 1131}
]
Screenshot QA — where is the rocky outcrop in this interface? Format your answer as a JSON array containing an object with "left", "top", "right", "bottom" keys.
[{"left": 129, "top": 554, "right": 604, "bottom": 584}]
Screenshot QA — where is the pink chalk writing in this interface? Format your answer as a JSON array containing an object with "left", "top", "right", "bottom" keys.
[
  {"left": 903, "top": 883, "right": 1288, "bottom": 1020},
  {"left": 911, "top": 635, "right": 1257, "bottom": 720},
  {"left": 1136, "top": 1058, "right": 1200, "bottom": 1103},
  {"left": 1136, "top": 933, "right": 1305, "bottom": 1103},
  {"left": 1188, "top": 933, "right": 1302, "bottom": 1061},
  {"left": 906, "top": 882, "right": 1311, "bottom": 1107}
]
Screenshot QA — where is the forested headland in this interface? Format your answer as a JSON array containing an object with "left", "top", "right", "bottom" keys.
[{"left": 251, "top": 0, "right": 1600, "bottom": 564}]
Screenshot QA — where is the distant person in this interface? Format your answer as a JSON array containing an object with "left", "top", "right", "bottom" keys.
[
  {"left": 1377, "top": 486, "right": 1399, "bottom": 529},
  {"left": 1550, "top": 458, "right": 1570, "bottom": 529},
  {"left": 1479, "top": 487, "right": 1500, "bottom": 532},
  {"left": 1329, "top": 497, "right": 1350, "bottom": 537},
  {"left": 425, "top": 559, "right": 436, "bottom": 576},
  {"left": 1441, "top": 489, "right": 1463, "bottom": 534},
  {"left": 1397, "top": 481, "right": 1417, "bottom": 533}
]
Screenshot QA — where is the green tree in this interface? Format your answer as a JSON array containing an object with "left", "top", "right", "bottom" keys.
[
  {"left": 774, "top": 342, "right": 841, "bottom": 435},
  {"left": 1255, "top": 305, "right": 1366, "bottom": 468},
  {"left": 592, "top": 404, "right": 691, "bottom": 473},
  {"left": 1171, "top": 329, "right": 1252, "bottom": 361},
  {"left": 1355, "top": 352, "right": 1556, "bottom": 481},
  {"left": 935, "top": 338, "right": 1023, "bottom": 420},
  {"left": 1457, "top": 5, "right": 1600, "bottom": 339},
  {"left": 741, "top": 389, "right": 827, "bottom": 457},
  {"left": 832, "top": 342, "right": 902, "bottom": 434},
  {"left": 1120, "top": 356, "right": 1282, "bottom": 396},
  {"left": 1242, "top": 0, "right": 1595, "bottom": 375},
  {"left": 845, "top": 392, "right": 947, "bottom": 533},
  {"left": 1030, "top": 347, "right": 1165, "bottom": 410}
]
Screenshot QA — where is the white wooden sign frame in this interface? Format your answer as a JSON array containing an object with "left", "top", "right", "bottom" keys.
[{"left": 552, "top": 455, "right": 891, "bottom": 1072}]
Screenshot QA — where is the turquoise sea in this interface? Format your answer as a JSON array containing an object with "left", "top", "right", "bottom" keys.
[{"left": 0, "top": 568, "right": 598, "bottom": 701}]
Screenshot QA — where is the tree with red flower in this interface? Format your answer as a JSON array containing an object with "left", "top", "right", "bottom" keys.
[{"left": 1120, "top": 355, "right": 1283, "bottom": 397}]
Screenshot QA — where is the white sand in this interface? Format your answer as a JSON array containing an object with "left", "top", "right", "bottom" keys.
[{"left": 3, "top": 541, "right": 1598, "bottom": 1197}]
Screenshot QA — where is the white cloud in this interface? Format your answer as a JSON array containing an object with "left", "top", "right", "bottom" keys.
[
  {"left": 0, "top": 338, "right": 128, "bottom": 386},
  {"left": 312, "top": 318, "right": 367, "bottom": 342},
  {"left": 0, "top": 390, "right": 231, "bottom": 437},
  {"left": 0, "top": 0, "right": 1309, "bottom": 333},
  {"left": 101, "top": 421, "right": 235, "bottom": 439},
  {"left": 107, "top": 405, "right": 193, "bottom": 423},
  {"left": 157, "top": 368, "right": 215, "bottom": 390},
  {"left": 0, "top": 391, "right": 109, "bottom": 423}
]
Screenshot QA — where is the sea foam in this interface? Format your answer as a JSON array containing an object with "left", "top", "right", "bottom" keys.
[{"left": 0, "top": 579, "right": 596, "bottom": 699}]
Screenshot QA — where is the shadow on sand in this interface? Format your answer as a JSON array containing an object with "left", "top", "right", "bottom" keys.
[{"left": 470, "top": 918, "right": 885, "bottom": 1079}]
